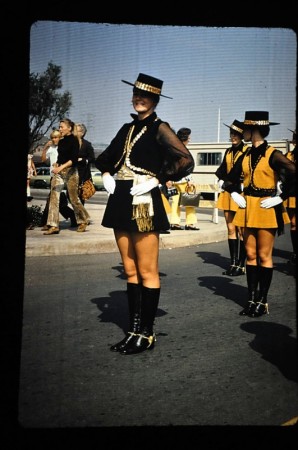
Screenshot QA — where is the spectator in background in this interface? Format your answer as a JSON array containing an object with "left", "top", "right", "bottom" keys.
[
  {"left": 215, "top": 120, "right": 248, "bottom": 276},
  {"left": 27, "top": 153, "right": 37, "bottom": 199},
  {"left": 167, "top": 127, "right": 200, "bottom": 231},
  {"left": 40, "top": 129, "right": 77, "bottom": 230},
  {"left": 283, "top": 129, "right": 296, "bottom": 265},
  {"left": 224, "top": 111, "right": 295, "bottom": 317},
  {"left": 76, "top": 123, "right": 95, "bottom": 224},
  {"left": 43, "top": 118, "right": 90, "bottom": 235}
]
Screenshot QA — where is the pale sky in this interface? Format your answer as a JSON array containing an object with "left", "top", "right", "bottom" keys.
[{"left": 30, "top": 21, "right": 297, "bottom": 147}]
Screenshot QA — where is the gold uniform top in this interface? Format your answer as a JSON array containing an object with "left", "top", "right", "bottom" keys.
[
  {"left": 216, "top": 143, "right": 248, "bottom": 212},
  {"left": 225, "top": 142, "right": 296, "bottom": 235}
]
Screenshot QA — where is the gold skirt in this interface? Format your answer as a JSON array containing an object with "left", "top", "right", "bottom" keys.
[
  {"left": 283, "top": 196, "right": 296, "bottom": 209},
  {"left": 216, "top": 191, "right": 238, "bottom": 212},
  {"left": 233, "top": 195, "right": 290, "bottom": 228}
]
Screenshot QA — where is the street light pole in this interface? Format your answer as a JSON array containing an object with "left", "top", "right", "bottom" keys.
[{"left": 217, "top": 107, "right": 220, "bottom": 143}]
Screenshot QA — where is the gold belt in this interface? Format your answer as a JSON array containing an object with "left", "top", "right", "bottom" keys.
[{"left": 116, "top": 165, "right": 135, "bottom": 180}]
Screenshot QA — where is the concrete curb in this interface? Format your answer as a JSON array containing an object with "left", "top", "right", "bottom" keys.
[{"left": 25, "top": 199, "right": 227, "bottom": 256}]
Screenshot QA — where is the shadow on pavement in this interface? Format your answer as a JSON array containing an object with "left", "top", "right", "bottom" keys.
[
  {"left": 240, "top": 321, "right": 298, "bottom": 382},
  {"left": 197, "top": 275, "right": 247, "bottom": 309}
]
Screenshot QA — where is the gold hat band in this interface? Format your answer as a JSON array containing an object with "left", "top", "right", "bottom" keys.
[
  {"left": 244, "top": 120, "right": 270, "bottom": 125},
  {"left": 135, "top": 81, "right": 161, "bottom": 95},
  {"left": 231, "top": 124, "right": 243, "bottom": 133}
]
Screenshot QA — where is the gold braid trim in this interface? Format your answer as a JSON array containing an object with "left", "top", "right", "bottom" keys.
[
  {"left": 244, "top": 120, "right": 270, "bottom": 125},
  {"left": 230, "top": 124, "right": 244, "bottom": 134},
  {"left": 114, "top": 125, "right": 135, "bottom": 169},
  {"left": 114, "top": 124, "right": 157, "bottom": 176},
  {"left": 135, "top": 81, "right": 161, "bottom": 95}
]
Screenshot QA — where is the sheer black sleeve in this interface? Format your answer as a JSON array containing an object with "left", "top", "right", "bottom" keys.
[
  {"left": 215, "top": 149, "right": 229, "bottom": 180},
  {"left": 269, "top": 150, "right": 296, "bottom": 200},
  {"left": 223, "top": 154, "right": 246, "bottom": 193},
  {"left": 156, "top": 122, "right": 195, "bottom": 183},
  {"left": 94, "top": 125, "right": 129, "bottom": 174}
]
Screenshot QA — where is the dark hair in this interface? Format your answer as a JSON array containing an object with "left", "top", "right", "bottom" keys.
[
  {"left": 60, "top": 118, "right": 75, "bottom": 131},
  {"left": 244, "top": 125, "right": 270, "bottom": 138},
  {"left": 230, "top": 129, "right": 243, "bottom": 138},
  {"left": 177, "top": 127, "right": 191, "bottom": 142}
]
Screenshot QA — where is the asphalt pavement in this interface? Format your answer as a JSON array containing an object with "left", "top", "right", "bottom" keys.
[{"left": 8, "top": 196, "right": 297, "bottom": 447}]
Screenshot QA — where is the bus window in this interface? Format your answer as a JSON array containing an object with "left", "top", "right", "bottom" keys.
[{"left": 197, "top": 152, "right": 222, "bottom": 166}]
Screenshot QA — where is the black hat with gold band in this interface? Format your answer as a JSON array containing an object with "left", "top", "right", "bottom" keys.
[
  {"left": 121, "top": 73, "right": 173, "bottom": 99},
  {"left": 223, "top": 119, "right": 244, "bottom": 136},
  {"left": 241, "top": 111, "right": 279, "bottom": 127}
]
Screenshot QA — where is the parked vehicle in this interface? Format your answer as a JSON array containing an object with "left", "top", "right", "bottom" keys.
[
  {"left": 29, "top": 167, "right": 52, "bottom": 189},
  {"left": 91, "top": 171, "right": 104, "bottom": 191}
]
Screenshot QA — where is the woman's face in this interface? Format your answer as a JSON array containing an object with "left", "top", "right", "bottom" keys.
[
  {"left": 230, "top": 131, "right": 242, "bottom": 145},
  {"left": 243, "top": 129, "right": 252, "bottom": 142},
  {"left": 50, "top": 133, "right": 61, "bottom": 146},
  {"left": 59, "top": 121, "right": 72, "bottom": 137},
  {"left": 76, "top": 125, "right": 84, "bottom": 137},
  {"left": 132, "top": 90, "right": 156, "bottom": 115}
]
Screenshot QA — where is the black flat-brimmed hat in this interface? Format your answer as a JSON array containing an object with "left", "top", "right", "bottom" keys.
[
  {"left": 121, "top": 73, "right": 173, "bottom": 99},
  {"left": 223, "top": 119, "right": 244, "bottom": 135},
  {"left": 242, "top": 111, "right": 279, "bottom": 126}
]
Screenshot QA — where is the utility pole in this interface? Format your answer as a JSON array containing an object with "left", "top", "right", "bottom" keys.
[{"left": 217, "top": 107, "right": 220, "bottom": 143}]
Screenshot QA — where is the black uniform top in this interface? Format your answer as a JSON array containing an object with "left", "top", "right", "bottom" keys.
[
  {"left": 95, "top": 112, "right": 194, "bottom": 184},
  {"left": 77, "top": 138, "right": 95, "bottom": 184},
  {"left": 215, "top": 142, "right": 247, "bottom": 181},
  {"left": 57, "top": 134, "right": 80, "bottom": 166}
]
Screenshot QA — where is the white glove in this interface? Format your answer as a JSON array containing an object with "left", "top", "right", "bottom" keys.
[
  {"left": 231, "top": 192, "right": 246, "bottom": 208},
  {"left": 218, "top": 179, "right": 224, "bottom": 191},
  {"left": 276, "top": 181, "right": 283, "bottom": 195},
  {"left": 260, "top": 196, "right": 283, "bottom": 209},
  {"left": 102, "top": 173, "right": 116, "bottom": 194},
  {"left": 130, "top": 177, "right": 159, "bottom": 196}
]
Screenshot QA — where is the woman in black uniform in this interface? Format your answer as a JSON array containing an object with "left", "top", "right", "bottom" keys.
[{"left": 95, "top": 73, "right": 194, "bottom": 355}]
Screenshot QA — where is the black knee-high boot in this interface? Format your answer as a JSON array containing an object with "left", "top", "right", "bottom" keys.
[
  {"left": 223, "top": 239, "right": 239, "bottom": 275},
  {"left": 231, "top": 239, "right": 246, "bottom": 276},
  {"left": 120, "top": 286, "right": 160, "bottom": 355},
  {"left": 290, "top": 230, "right": 297, "bottom": 264},
  {"left": 110, "top": 283, "right": 142, "bottom": 352},
  {"left": 251, "top": 266, "right": 273, "bottom": 317},
  {"left": 239, "top": 265, "right": 259, "bottom": 316}
]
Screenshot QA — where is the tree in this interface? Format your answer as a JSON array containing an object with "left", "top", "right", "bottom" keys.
[{"left": 28, "top": 62, "right": 72, "bottom": 151}]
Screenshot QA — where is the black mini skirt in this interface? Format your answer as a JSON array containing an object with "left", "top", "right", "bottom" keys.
[{"left": 101, "top": 179, "right": 170, "bottom": 232}]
